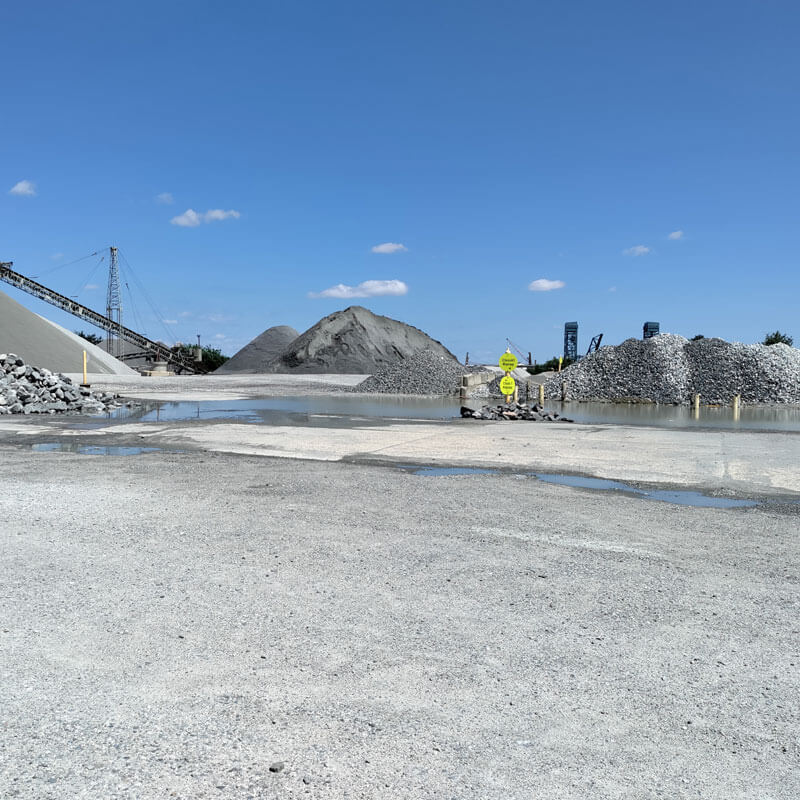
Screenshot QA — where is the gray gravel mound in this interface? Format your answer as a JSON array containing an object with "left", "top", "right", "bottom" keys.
[
  {"left": 0, "top": 353, "right": 128, "bottom": 415},
  {"left": 544, "top": 335, "right": 800, "bottom": 404},
  {"left": 215, "top": 325, "right": 300, "bottom": 374},
  {"left": 353, "top": 350, "right": 464, "bottom": 395},
  {"left": 266, "top": 306, "right": 458, "bottom": 374},
  {"left": 0, "top": 289, "right": 135, "bottom": 375}
]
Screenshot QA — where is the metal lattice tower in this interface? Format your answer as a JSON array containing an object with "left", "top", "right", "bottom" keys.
[
  {"left": 564, "top": 321, "right": 578, "bottom": 362},
  {"left": 106, "top": 246, "right": 123, "bottom": 358}
]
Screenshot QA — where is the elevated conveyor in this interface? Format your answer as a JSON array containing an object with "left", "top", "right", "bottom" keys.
[{"left": 0, "top": 261, "right": 198, "bottom": 373}]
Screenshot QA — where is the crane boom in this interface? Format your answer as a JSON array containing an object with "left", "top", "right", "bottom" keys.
[{"left": 0, "top": 260, "right": 197, "bottom": 373}]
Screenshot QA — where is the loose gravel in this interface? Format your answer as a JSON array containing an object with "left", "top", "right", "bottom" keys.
[
  {"left": 352, "top": 350, "right": 464, "bottom": 395},
  {"left": 544, "top": 335, "right": 800, "bottom": 404},
  {"left": 0, "top": 353, "right": 129, "bottom": 415}
]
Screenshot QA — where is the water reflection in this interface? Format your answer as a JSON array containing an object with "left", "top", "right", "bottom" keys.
[{"left": 101, "top": 395, "right": 800, "bottom": 432}]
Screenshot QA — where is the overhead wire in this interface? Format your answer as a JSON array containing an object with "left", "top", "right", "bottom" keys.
[{"left": 117, "top": 249, "right": 180, "bottom": 345}]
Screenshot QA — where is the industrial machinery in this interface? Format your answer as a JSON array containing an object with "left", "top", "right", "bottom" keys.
[
  {"left": 0, "top": 254, "right": 199, "bottom": 373},
  {"left": 586, "top": 333, "right": 603, "bottom": 355}
]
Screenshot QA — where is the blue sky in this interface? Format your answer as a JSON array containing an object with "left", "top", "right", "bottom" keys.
[{"left": 2, "top": 1, "right": 798, "bottom": 364}]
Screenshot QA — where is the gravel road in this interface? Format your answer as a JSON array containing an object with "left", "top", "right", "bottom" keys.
[{"left": 1, "top": 445, "right": 797, "bottom": 799}]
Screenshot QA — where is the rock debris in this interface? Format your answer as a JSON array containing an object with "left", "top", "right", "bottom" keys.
[
  {"left": 543, "top": 335, "right": 800, "bottom": 404},
  {"left": 0, "top": 353, "right": 128, "bottom": 415}
]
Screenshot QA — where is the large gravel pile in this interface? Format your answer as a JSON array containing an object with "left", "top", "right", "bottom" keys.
[
  {"left": 263, "top": 306, "right": 458, "bottom": 374},
  {"left": 0, "top": 353, "right": 126, "bottom": 415},
  {"left": 353, "top": 350, "right": 464, "bottom": 395},
  {"left": 544, "top": 335, "right": 800, "bottom": 404},
  {"left": 215, "top": 325, "right": 299, "bottom": 374}
]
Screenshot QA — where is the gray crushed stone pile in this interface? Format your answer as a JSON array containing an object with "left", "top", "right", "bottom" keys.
[
  {"left": 264, "top": 306, "right": 458, "bottom": 375},
  {"left": 460, "top": 401, "right": 573, "bottom": 422},
  {"left": 544, "top": 335, "right": 800, "bottom": 404},
  {"left": 353, "top": 350, "right": 465, "bottom": 395},
  {"left": 0, "top": 353, "right": 127, "bottom": 415},
  {"left": 214, "top": 325, "right": 299, "bottom": 374}
]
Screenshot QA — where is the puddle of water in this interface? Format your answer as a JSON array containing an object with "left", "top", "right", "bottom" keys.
[
  {"left": 32, "top": 443, "right": 167, "bottom": 456},
  {"left": 100, "top": 395, "right": 800, "bottom": 432},
  {"left": 406, "top": 465, "right": 760, "bottom": 509},
  {"left": 110, "top": 396, "right": 461, "bottom": 424},
  {"left": 409, "top": 466, "right": 497, "bottom": 477}
]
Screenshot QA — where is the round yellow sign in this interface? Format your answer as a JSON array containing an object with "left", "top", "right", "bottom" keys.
[
  {"left": 498, "top": 352, "right": 518, "bottom": 372},
  {"left": 499, "top": 376, "right": 516, "bottom": 395}
]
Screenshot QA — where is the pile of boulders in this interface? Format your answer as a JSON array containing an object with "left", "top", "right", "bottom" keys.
[
  {"left": 460, "top": 402, "right": 573, "bottom": 422},
  {"left": 544, "top": 335, "right": 800, "bottom": 404},
  {"left": 0, "top": 353, "right": 127, "bottom": 415},
  {"left": 353, "top": 350, "right": 465, "bottom": 395}
]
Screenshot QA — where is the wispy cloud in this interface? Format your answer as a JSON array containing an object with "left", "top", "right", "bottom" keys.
[
  {"left": 609, "top": 286, "right": 617, "bottom": 292},
  {"left": 668, "top": 230, "right": 684, "bottom": 240},
  {"left": 309, "top": 279, "right": 409, "bottom": 299},
  {"left": 84, "top": 284, "right": 99, "bottom": 290},
  {"left": 214, "top": 333, "right": 227, "bottom": 340},
  {"left": 528, "top": 278, "right": 565, "bottom": 292},
  {"left": 9, "top": 180, "right": 36, "bottom": 197},
  {"left": 156, "top": 192, "right": 174, "bottom": 205},
  {"left": 162, "top": 318, "right": 178, "bottom": 324},
  {"left": 623, "top": 245, "right": 651, "bottom": 256},
  {"left": 371, "top": 242, "right": 407, "bottom": 254},
  {"left": 170, "top": 208, "right": 241, "bottom": 227},
  {"left": 179, "top": 311, "right": 193, "bottom": 318},
  {"left": 51, "top": 252, "right": 64, "bottom": 261}
]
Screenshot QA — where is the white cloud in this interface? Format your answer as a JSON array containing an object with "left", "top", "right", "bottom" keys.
[
  {"left": 371, "top": 242, "right": 408, "bottom": 254},
  {"left": 84, "top": 284, "right": 99, "bottom": 290},
  {"left": 214, "top": 333, "right": 227, "bottom": 340},
  {"left": 309, "top": 279, "right": 409, "bottom": 299},
  {"left": 170, "top": 208, "right": 241, "bottom": 227},
  {"left": 668, "top": 230, "right": 684, "bottom": 240},
  {"left": 162, "top": 318, "right": 178, "bottom": 324},
  {"left": 9, "top": 180, "right": 36, "bottom": 197},
  {"left": 623, "top": 245, "right": 651, "bottom": 256},
  {"left": 156, "top": 192, "right": 174, "bottom": 205},
  {"left": 528, "top": 278, "right": 565, "bottom": 292},
  {"left": 609, "top": 286, "right": 617, "bottom": 292},
  {"left": 51, "top": 252, "right": 64, "bottom": 261},
  {"left": 203, "top": 208, "right": 241, "bottom": 222},
  {"left": 179, "top": 311, "right": 193, "bottom": 317}
]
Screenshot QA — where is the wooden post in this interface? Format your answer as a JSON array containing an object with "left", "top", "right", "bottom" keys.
[
  {"left": 732, "top": 393, "right": 740, "bottom": 420},
  {"left": 538, "top": 384, "right": 545, "bottom": 404},
  {"left": 561, "top": 381, "right": 567, "bottom": 401},
  {"left": 692, "top": 393, "right": 700, "bottom": 417},
  {"left": 80, "top": 350, "right": 89, "bottom": 388}
]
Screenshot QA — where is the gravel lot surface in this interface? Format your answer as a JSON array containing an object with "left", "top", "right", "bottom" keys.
[{"left": 2, "top": 440, "right": 798, "bottom": 799}]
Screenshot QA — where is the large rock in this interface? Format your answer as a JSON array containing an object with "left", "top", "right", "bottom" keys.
[
  {"left": 214, "top": 325, "right": 299, "bottom": 374},
  {"left": 263, "top": 306, "right": 458, "bottom": 375}
]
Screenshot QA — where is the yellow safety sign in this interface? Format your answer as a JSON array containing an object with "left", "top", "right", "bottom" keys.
[
  {"left": 498, "top": 352, "right": 518, "bottom": 372},
  {"left": 499, "top": 375, "right": 516, "bottom": 396}
]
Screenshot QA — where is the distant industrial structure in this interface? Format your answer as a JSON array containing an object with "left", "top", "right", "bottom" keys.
[
  {"left": 564, "top": 322, "right": 578, "bottom": 362},
  {"left": 643, "top": 321, "right": 660, "bottom": 339},
  {"left": 563, "top": 320, "right": 660, "bottom": 360}
]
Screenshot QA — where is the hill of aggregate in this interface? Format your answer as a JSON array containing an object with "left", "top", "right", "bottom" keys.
[
  {"left": 264, "top": 306, "right": 459, "bottom": 374},
  {"left": 0, "top": 290, "right": 135, "bottom": 375},
  {"left": 543, "top": 334, "right": 800, "bottom": 404},
  {"left": 215, "top": 325, "right": 299, "bottom": 374}
]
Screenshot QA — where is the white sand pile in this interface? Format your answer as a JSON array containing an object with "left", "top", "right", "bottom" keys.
[{"left": 0, "top": 290, "right": 135, "bottom": 376}]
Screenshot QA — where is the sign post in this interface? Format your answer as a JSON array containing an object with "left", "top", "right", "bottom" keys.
[{"left": 498, "top": 350, "right": 518, "bottom": 404}]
